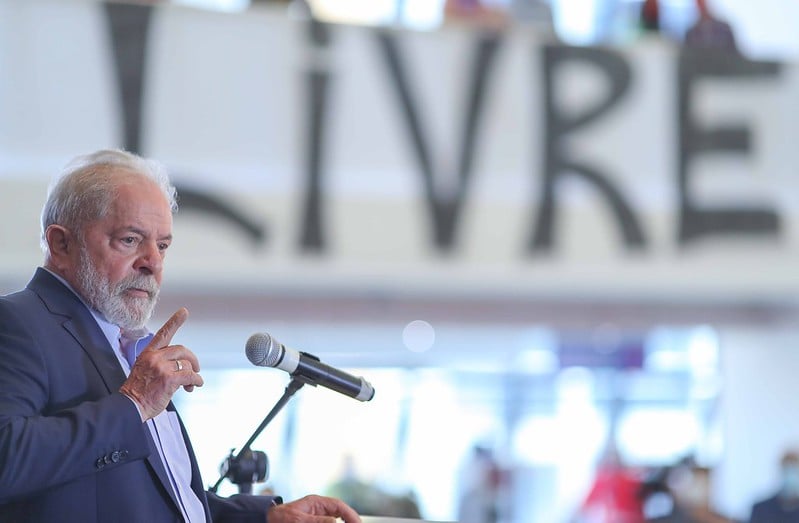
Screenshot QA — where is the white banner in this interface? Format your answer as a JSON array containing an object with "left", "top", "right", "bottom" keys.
[{"left": 1, "top": 0, "right": 798, "bottom": 301}]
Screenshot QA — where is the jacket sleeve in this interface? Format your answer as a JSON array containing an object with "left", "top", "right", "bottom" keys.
[{"left": 207, "top": 490, "right": 282, "bottom": 523}]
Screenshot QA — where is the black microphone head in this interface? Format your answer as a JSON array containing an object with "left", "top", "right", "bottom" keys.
[{"left": 245, "top": 332, "right": 282, "bottom": 367}]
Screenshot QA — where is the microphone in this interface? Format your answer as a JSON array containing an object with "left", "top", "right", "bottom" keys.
[{"left": 245, "top": 332, "right": 375, "bottom": 402}]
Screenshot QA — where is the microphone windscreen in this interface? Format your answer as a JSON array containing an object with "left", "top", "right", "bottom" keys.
[{"left": 245, "top": 332, "right": 281, "bottom": 367}]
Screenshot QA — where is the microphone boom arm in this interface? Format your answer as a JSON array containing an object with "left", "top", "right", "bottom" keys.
[{"left": 209, "top": 376, "right": 306, "bottom": 493}]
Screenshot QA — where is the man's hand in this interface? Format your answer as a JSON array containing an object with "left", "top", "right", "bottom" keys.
[
  {"left": 119, "top": 307, "right": 204, "bottom": 420},
  {"left": 267, "top": 495, "right": 361, "bottom": 523}
]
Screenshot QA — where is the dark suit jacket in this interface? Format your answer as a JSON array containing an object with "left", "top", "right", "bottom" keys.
[
  {"left": 0, "top": 269, "right": 277, "bottom": 522},
  {"left": 749, "top": 493, "right": 799, "bottom": 523}
]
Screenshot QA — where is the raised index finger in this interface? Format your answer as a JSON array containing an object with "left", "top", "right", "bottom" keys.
[{"left": 149, "top": 307, "right": 189, "bottom": 349}]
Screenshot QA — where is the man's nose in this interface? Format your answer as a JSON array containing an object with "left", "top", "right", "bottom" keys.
[{"left": 134, "top": 241, "right": 163, "bottom": 275}]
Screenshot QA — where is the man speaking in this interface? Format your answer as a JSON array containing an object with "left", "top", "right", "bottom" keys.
[{"left": 0, "top": 149, "right": 361, "bottom": 523}]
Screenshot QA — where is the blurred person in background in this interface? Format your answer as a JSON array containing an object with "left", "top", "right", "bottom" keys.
[
  {"left": 574, "top": 443, "right": 645, "bottom": 523},
  {"left": 639, "top": 0, "right": 661, "bottom": 33},
  {"left": 643, "top": 460, "right": 736, "bottom": 523},
  {"left": 663, "top": 466, "right": 733, "bottom": 523},
  {"left": 457, "top": 445, "right": 509, "bottom": 523},
  {"left": 749, "top": 450, "right": 799, "bottom": 523},
  {"left": 326, "top": 454, "right": 421, "bottom": 519},
  {"left": 683, "top": 0, "right": 738, "bottom": 53}
]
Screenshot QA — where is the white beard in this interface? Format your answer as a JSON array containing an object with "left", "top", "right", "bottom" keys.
[{"left": 75, "top": 246, "right": 160, "bottom": 330}]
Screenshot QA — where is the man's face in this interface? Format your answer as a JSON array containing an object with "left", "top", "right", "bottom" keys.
[{"left": 71, "top": 174, "right": 173, "bottom": 330}]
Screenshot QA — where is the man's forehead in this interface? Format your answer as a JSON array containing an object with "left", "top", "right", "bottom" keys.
[{"left": 103, "top": 181, "right": 173, "bottom": 227}]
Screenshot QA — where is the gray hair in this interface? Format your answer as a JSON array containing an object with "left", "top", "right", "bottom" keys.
[{"left": 40, "top": 149, "right": 178, "bottom": 254}]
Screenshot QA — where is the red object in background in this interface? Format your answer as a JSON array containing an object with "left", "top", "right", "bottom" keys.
[{"left": 580, "top": 465, "right": 646, "bottom": 523}]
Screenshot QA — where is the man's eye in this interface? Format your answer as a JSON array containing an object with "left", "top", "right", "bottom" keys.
[
  {"left": 121, "top": 237, "right": 138, "bottom": 245},
  {"left": 158, "top": 243, "right": 170, "bottom": 252}
]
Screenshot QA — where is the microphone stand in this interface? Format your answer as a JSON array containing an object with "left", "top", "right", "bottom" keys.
[{"left": 210, "top": 376, "right": 306, "bottom": 494}]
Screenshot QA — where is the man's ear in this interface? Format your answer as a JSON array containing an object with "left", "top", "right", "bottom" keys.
[{"left": 45, "top": 225, "right": 74, "bottom": 263}]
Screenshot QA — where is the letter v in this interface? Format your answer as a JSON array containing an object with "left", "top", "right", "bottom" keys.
[{"left": 375, "top": 30, "right": 503, "bottom": 252}]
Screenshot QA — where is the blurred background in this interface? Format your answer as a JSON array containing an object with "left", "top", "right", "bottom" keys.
[{"left": 2, "top": 0, "right": 799, "bottom": 521}]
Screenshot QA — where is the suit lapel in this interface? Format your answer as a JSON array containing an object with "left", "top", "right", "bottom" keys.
[{"left": 28, "top": 269, "right": 127, "bottom": 391}]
